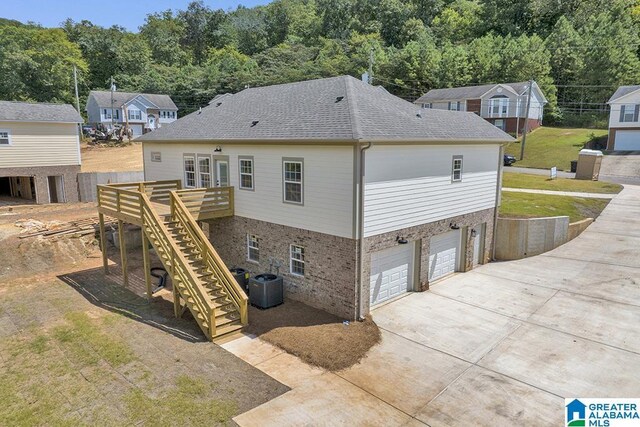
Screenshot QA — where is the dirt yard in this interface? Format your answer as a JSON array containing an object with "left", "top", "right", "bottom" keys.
[
  {"left": 81, "top": 142, "right": 143, "bottom": 172},
  {"left": 245, "top": 301, "right": 381, "bottom": 371},
  {"left": 0, "top": 202, "right": 288, "bottom": 425}
]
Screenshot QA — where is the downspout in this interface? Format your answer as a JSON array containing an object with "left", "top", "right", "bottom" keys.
[
  {"left": 356, "top": 141, "right": 372, "bottom": 321},
  {"left": 491, "top": 143, "right": 505, "bottom": 260}
]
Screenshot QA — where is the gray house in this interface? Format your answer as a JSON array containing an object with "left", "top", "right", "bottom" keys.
[{"left": 85, "top": 91, "right": 178, "bottom": 137}]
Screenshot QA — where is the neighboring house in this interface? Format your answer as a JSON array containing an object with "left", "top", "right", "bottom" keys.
[
  {"left": 85, "top": 90, "right": 178, "bottom": 137},
  {"left": 414, "top": 81, "right": 547, "bottom": 135},
  {"left": 0, "top": 101, "right": 82, "bottom": 203},
  {"left": 607, "top": 85, "right": 640, "bottom": 151},
  {"left": 138, "top": 75, "right": 512, "bottom": 319}
]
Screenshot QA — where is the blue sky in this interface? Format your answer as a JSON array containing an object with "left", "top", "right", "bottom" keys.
[{"left": 0, "top": 0, "right": 272, "bottom": 31}]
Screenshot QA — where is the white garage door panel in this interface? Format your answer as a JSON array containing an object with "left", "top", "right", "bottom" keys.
[
  {"left": 429, "top": 230, "right": 460, "bottom": 281},
  {"left": 370, "top": 244, "right": 413, "bottom": 306},
  {"left": 616, "top": 130, "right": 640, "bottom": 151},
  {"left": 131, "top": 124, "right": 143, "bottom": 136}
]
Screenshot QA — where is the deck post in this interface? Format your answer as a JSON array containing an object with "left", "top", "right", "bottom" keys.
[
  {"left": 142, "top": 230, "right": 152, "bottom": 300},
  {"left": 117, "top": 219, "right": 129, "bottom": 286},
  {"left": 98, "top": 213, "right": 109, "bottom": 274}
]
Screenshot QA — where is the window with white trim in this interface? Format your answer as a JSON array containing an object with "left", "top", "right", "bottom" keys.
[
  {"left": 239, "top": 157, "right": 254, "bottom": 190},
  {"left": 283, "top": 160, "right": 303, "bottom": 204},
  {"left": 128, "top": 109, "right": 142, "bottom": 120},
  {"left": 422, "top": 103, "right": 431, "bottom": 109},
  {"left": 198, "top": 156, "right": 211, "bottom": 187},
  {"left": 290, "top": 245, "right": 305, "bottom": 276},
  {"left": 184, "top": 156, "right": 196, "bottom": 188},
  {"left": 452, "top": 156, "right": 463, "bottom": 182},
  {"left": 151, "top": 152, "right": 161, "bottom": 162},
  {"left": 621, "top": 104, "right": 637, "bottom": 122},
  {"left": 103, "top": 109, "right": 112, "bottom": 120},
  {"left": 0, "top": 129, "right": 10, "bottom": 145},
  {"left": 247, "top": 234, "right": 259, "bottom": 262},
  {"left": 448, "top": 101, "right": 461, "bottom": 111}
]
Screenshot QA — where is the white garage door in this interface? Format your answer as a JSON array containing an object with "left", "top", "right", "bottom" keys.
[
  {"left": 615, "top": 130, "right": 640, "bottom": 151},
  {"left": 130, "top": 124, "right": 143, "bottom": 137},
  {"left": 429, "top": 230, "right": 460, "bottom": 281},
  {"left": 370, "top": 243, "right": 413, "bottom": 306}
]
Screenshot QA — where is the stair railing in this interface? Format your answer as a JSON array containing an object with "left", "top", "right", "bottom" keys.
[{"left": 170, "top": 190, "right": 249, "bottom": 325}]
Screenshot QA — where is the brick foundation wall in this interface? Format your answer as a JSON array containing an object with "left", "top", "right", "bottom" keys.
[
  {"left": 486, "top": 118, "right": 542, "bottom": 135},
  {"left": 360, "top": 208, "right": 495, "bottom": 314},
  {"left": 207, "top": 216, "right": 359, "bottom": 319},
  {"left": 0, "top": 165, "right": 81, "bottom": 203}
]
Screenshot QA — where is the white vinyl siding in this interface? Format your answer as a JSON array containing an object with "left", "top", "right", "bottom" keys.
[
  {"left": 184, "top": 155, "right": 196, "bottom": 188},
  {"left": 283, "top": 159, "right": 303, "bottom": 204},
  {"left": 0, "top": 121, "right": 80, "bottom": 168},
  {"left": 363, "top": 144, "right": 499, "bottom": 237},
  {"left": 239, "top": 157, "right": 254, "bottom": 190},
  {"left": 290, "top": 244, "right": 305, "bottom": 276},
  {"left": 143, "top": 143, "right": 354, "bottom": 238},
  {"left": 247, "top": 234, "right": 259, "bottom": 262}
]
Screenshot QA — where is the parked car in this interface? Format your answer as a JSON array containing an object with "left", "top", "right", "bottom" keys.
[{"left": 504, "top": 154, "right": 517, "bottom": 166}]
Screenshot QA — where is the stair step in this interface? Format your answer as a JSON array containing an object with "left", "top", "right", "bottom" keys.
[
  {"left": 216, "top": 311, "right": 240, "bottom": 325},
  {"left": 213, "top": 321, "right": 243, "bottom": 338}
]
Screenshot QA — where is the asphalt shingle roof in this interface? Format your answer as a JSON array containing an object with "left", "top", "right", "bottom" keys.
[
  {"left": 138, "top": 76, "right": 512, "bottom": 143},
  {"left": 88, "top": 91, "right": 178, "bottom": 110},
  {"left": 0, "top": 101, "right": 82, "bottom": 123},
  {"left": 415, "top": 82, "right": 531, "bottom": 104},
  {"left": 608, "top": 85, "right": 640, "bottom": 103}
]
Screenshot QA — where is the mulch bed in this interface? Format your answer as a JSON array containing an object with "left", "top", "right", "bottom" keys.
[{"left": 244, "top": 299, "right": 381, "bottom": 371}]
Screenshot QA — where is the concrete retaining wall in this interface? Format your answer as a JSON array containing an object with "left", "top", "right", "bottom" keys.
[
  {"left": 495, "top": 216, "right": 570, "bottom": 261},
  {"left": 78, "top": 171, "right": 144, "bottom": 202},
  {"left": 568, "top": 218, "right": 594, "bottom": 241}
]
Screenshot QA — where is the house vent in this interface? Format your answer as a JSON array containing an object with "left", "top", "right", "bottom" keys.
[
  {"left": 335, "top": 96, "right": 344, "bottom": 103},
  {"left": 251, "top": 120, "right": 259, "bottom": 127},
  {"left": 216, "top": 102, "right": 223, "bottom": 107},
  {"left": 416, "top": 112, "right": 422, "bottom": 118}
]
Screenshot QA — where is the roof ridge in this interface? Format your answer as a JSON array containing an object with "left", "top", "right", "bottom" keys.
[{"left": 344, "top": 76, "right": 363, "bottom": 141}]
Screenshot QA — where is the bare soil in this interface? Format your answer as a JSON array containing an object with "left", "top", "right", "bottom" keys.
[
  {"left": 0, "top": 202, "right": 288, "bottom": 425},
  {"left": 81, "top": 142, "right": 143, "bottom": 172},
  {"left": 245, "top": 300, "right": 381, "bottom": 371}
]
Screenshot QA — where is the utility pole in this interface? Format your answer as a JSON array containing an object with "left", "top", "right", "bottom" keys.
[
  {"left": 73, "top": 65, "right": 82, "bottom": 138},
  {"left": 368, "top": 47, "right": 374, "bottom": 85},
  {"left": 520, "top": 79, "right": 534, "bottom": 161},
  {"left": 73, "top": 65, "right": 81, "bottom": 114},
  {"left": 110, "top": 76, "right": 115, "bottom": 129}
]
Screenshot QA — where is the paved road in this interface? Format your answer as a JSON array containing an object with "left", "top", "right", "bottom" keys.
[
  {"left": 502, "top": 187, "right": 615, "bottom": 199},
  {"left": 506, "top": 166, "right": 575, "bottom": 178},
  {"left": 229, "top": 185, "right": 640, "bottom": 426}
]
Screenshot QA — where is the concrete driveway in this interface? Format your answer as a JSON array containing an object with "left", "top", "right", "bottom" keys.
[
  {"left": 231, "top": 185, "right": 640, "bottom": 426},
  {"left": 600, "top": 153, "right": 640, "bottom": 185}
]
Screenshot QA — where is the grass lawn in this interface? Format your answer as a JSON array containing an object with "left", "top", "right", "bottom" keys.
[
  {"left": 500, "top": 191, "right": 610, "bottom": 222},
  {"left": 504, "top": 127, "right": 608, "bottom": 171},
  {"left": 503, "top": 172, "right": 623, "bottom": 194}
]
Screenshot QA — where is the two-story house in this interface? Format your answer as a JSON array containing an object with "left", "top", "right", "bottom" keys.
[
  {"left": 85, "top": 91, "right": 178, "bottom": 137},
  {"left": 607, "top": 85, "right": 640, "bottom": 151},
  {"left": 414, "top": 82, "right": 547, "bottom": 135},
  {"left": 0, "top": 101, "right": 82, "bottom": 203},
  {"left": 137, "top": 75, "right": 512, "bottom": 320}
]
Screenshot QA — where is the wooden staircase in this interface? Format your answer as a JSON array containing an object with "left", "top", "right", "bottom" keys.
[{"left": 97, "top": 181, "right": 248, "bottom": 340}]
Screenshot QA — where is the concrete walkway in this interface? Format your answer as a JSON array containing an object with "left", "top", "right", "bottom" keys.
[
  {"left": 226, "top": 185, "right": 640, "bottom": 426},
  {"left": 502, "top": 187, "right": 616, "bottom": 199}
]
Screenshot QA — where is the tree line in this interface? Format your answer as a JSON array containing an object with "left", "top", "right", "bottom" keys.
[{"left": 1, "top": 0, "right": 639, "bottom": 125}]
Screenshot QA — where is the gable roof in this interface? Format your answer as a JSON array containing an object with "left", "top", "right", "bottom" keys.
[
  {"left": 0, "top": 101, "right": 82, "bottom": 123},
  {"left": 137, "top": 76, "right": 512, "bottom": 143},
  {"left": 415, "top": 82, "right": 543, "bottom": 104},
  {"left": 87, "top": 91, "right": 177, "bottom": 110},
  {"left": 608, "top": 85, "right": 640, "bottom": 103}
]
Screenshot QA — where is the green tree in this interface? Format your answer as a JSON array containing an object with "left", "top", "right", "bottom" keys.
[
  {"left": 140, "top": 11, "right": 188, "bottom": 66},
  {"left": 0, "top": 26, "right": 88, "bottom": 104},
  {"left": 431, "top": 1, "right": 482, "bottom": 44},
  {"left": 438, "top": 42, "right": 471, "bottom": 87},
  {"left": 204, "top": 46, "right": 258, "bottom": 93}
]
